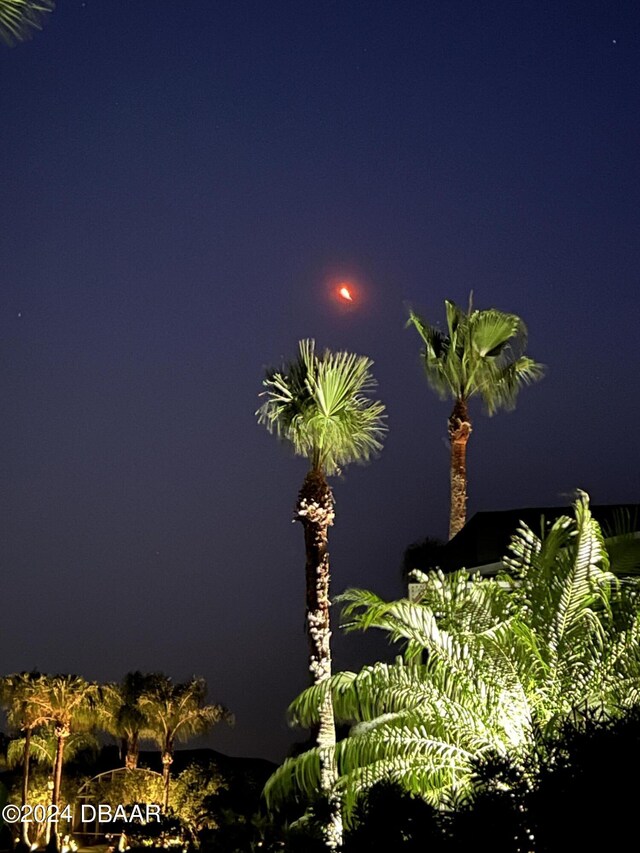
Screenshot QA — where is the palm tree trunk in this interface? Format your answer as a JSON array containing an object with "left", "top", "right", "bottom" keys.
[
  {"left": 19, "top": 727, "right": 31, "bottom": 847},
  {"left": 47, "top": 729, "right": 67, "bottom": 853},
  {"left": 125, "top": 733, "right": 139, "bottom": 770},
  {"left": 448, "top": 398, "right": 472, "bottom": 540},
  {"left": 161, "top": 750, "right": 173, "bottom": 812},
  {"left": 296, "top": 468, "right": 343, "bottom": 851}
]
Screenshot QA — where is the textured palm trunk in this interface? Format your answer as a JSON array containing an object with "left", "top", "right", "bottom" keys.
[
  {"left": 47, "top": 727, "right": 68, "bottom": 853},
  {"left": 296, "top": 468, "right": 343, "bottom": 851},
  {"left": 125, "top": 732, "right": 139, "bottom": 769},
  {"left": 448, "top": 398, "right": 472, "bottom": 540},
  {"left": 19, "top": 727, "right": 32, "bottom": 847},
  {"left": 162, "top": 749, "right": 173, "bottom": 812}
]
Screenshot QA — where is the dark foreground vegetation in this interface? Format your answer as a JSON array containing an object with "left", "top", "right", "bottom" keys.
[{"left": 281, "top": 709, "right": 640, "bottom": 853}]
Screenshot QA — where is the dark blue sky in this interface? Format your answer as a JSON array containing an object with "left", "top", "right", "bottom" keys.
[{"left": 1, "top": 0, "right": 638, "bottom": 761}]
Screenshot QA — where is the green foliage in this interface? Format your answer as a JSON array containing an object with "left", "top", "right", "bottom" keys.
[
  {"left": 138, "top": 676, "right": 233, "bottom": 752},
  {"left": 87, "top": 763, "right": 223, "bottom": 838},
  {"left": 7, "top": 729, "right": 99, "bottom": 769},
  {"left": 169, "top": 762, "right": 225, "bottom": 834},
  {"left": 27, "top": 674, "right": 100, "bottom": 734},
  {"left": 265, "top": 492, "right": 640, "bottom": 819},
  {"left": 6, "top": 766, "right": 74, "bottom": 846},
  {"left": 0, "top": 0, "right": 54, "bottom": 45},
  {"left": 100, "top": 672, "right": 163, "bottom": 766},
  {"left": 0, "top": 671, "right": 52, "bottom": 733},
  {"left": 257, "top": 338, "right": 387, "bottom": 475},
  {"left": 90, "top": 769, "right": 165, "bottom": 812},
  {"left": 407, "top": 296, "right": 544, "bottom": 414}
]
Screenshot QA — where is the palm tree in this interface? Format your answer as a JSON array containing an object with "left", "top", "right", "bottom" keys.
[
  {"left": 0, "top": 672, "right": 50, "bottom": 848},
  {"left": 257, "top": 339, "right": 387, "bottom": 849},
  {"left": 101, "top": 672, "right": 157, "bottom": 769},
  {"left": 7, "top": 723, "right": 99, "bottom": 839},
  {"left": 0, "top": 0, "right": 54, "bottom": 45},
  {"left": 138, "top": 675, "right": 232, "bottom": 812},
  {"left": 27, "top": 675, "right": 99, "bottom": 853},
  {"left": 408, "top": 296, "right": 544, "bottom": 539},
  {"left": 7, "top": 728, "right": 99, "bottom": 772},
  {"left": 264, "top": 493, "right": 640, "bottom": 820}
]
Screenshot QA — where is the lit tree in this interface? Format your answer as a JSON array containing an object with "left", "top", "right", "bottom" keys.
[
  {"left": 0, "top": 672, "right": 50, "bottom": 849},
  {"left": 265, "top": 493, "right": 640, "bottom": 819},
  {"left": 257, "top": 339, "right": 387, "bottom": 849},
  {"left": 101, "top": 672, "right": 157, "bottom": 769},
  {"left": 138, "top": 675, "right": 232, "bottom": 812},
  {"left": 27, "top": 675, "right": 99, "bottom": 853},
  {"left": 408, "top": 296, "right": 544, "bottom": 538},
  {"left": 0, "top": 0, "right": 54, "bottom": 45}
]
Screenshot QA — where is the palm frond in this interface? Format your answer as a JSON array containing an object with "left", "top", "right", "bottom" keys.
[
  {"left": 0, "top": 0, "right": 54, "bottom": 45},
  {"left": 257, "top": 339, "right": 386, "bottom": 475},
  {"left": 139, "top": 676, "right": 233, "bottom": 749},
  {"left": 407, "top": 299, "right": 543, "bottom": 412},
  {"left": 468, "top": 309, "right": 526, "bottom": 358},
  {"left": 266, "top": 492, "right": 640, "bottom": 814},
  {"left": 480, "top": 356, "right": 546, "bottom": 414},
  {"left": 603, "top": 509, "right": 640, "bottom": 575}
]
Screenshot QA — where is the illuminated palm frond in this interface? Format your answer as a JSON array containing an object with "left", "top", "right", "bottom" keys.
[
  {"left": 138, "top": 676, "right": 233, "bottom": 748},
  {"left": 7, "top": 730, "right": 98, "bottom": 768},
  {"left": 257, "top": 339, "right": 387, "bottom": 475},
  {"left": 266, "top": 493, "right": 640, "bottom": 818},
  {"left": 407, "top": 299, "right": 544, "bottom": 415},
  {"left": 0, "top": 0, "right": 54, "bottom": 45}
]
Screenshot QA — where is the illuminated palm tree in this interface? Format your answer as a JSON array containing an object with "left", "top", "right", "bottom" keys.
[
  {"left": 0, "top": 0, "right": 54, "bottom": 45},
  {"left": 408, "top": 296, "right": 544, "bottom": 539},
  {"left": 265, "top": 493, "right": 640, "bottom": 818},
  {"left": 257, "top": 339, "right": 387, "bottom": 849},
  {"left": 28, "top": 675, "right": 99, "bottom": 853},
  {"left": 138, "top": 675, "right": 232, "bottom": 811},
  {"left": 0, "top": 672, "right": 50, "bottom": 848},
  {"left": 101, "top": 672, "right": 157, "bottom": 770}
]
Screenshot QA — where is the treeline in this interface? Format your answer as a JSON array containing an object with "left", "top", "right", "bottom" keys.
[{"left": 0, "top": 671, "right": 231, "bottom": 851}]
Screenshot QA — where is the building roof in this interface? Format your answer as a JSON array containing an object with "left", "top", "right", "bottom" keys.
[{"left": 440, "top": 503, "right": 640, "bottom": 574}]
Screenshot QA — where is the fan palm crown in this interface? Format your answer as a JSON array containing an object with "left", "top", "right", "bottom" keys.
[
  {"left": 257, "top": 338, "right": 386, "bottom": 475},
  {"left": 408, "top": 296, "right": 543, "bottom": 415},
  {"left": 408, "top": 296, "right": 544, "bottom": 538}
]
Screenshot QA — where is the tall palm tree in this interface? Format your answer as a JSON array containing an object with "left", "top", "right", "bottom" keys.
[
  {"left": 138, "top": 675, "right": 232, "bottom": 812},
  {"left": 408, "top": 296, "right": 544, "bottom": 539},
  {"left": 101, "top": 672, "right": 157, "bottom": 769},
  {"left": 257, "top": 338, "right": 387, "bottom": 849},
  {"left": 0, "top": 0, "right": 54, "bottom": 45},
  {"left": 264, "top": 493, "right": 640, "bottom": 820},
  {"left": 28, "top": 675, "right": 99, "bottom": 853},
  {"left": 0, "top": 672, "right": 50, "bottom": 849}
]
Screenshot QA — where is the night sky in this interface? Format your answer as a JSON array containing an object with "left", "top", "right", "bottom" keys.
[{"left": 2, "top": 1, "right": 639, "bottom": 762}]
